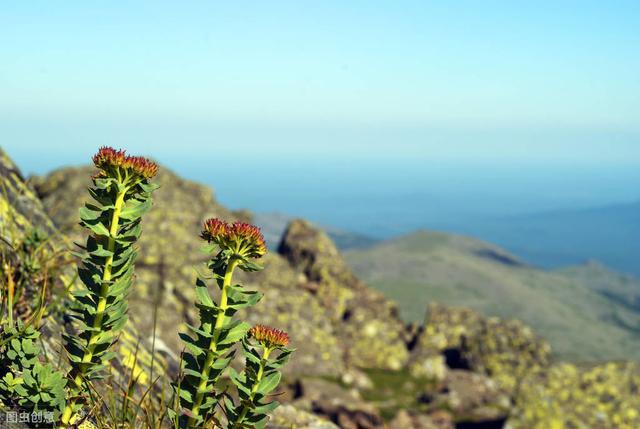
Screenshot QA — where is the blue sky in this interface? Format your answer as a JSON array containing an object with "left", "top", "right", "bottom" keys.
[{"left": 1, "top": 1, "right": 639, "bottom": 172}]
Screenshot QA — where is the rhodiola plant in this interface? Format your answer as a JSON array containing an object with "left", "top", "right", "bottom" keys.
[
  {"left": 226, "top": 325, "right": 293, "bottom": 429},
  {"left": 59, "top": 147, "right": 159, "bottom": 426},
  {"left": 0, "top": 147, "right": 293, "bottom": 428},
  {"left": 1, "top": 146, "right": 158, "bottom": 426},
  {"left": 171, "top": 219, "right": 293, "bottom": 428}
]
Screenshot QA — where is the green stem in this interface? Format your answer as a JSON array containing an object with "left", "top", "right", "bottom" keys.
[
  {"left": 233, "top": 347, "right": 271, "bottom": 428},
  {"left": 59, "top": 188, "right": 127, "bottom": 427},
  {"left": 187, "top": 258, "right": 239, "bottom": 428},
  {"left": 5, "top": 263, "right": 14, "bottom": 326}
]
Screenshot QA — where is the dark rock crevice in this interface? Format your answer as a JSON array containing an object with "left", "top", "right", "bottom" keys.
[{"left": 456, "top": 418, "right": 507, "bottom": 429}]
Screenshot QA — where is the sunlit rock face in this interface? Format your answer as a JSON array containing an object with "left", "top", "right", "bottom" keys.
[
  {"left": 278, "top": 219, "right": 410, "bottom": 370},
  {"left": 1, "top": 148, "right": 56, "bottom": 238}
]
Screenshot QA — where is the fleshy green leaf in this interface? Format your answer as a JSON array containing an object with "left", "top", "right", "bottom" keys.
[
  {"left": 218, "top": 322, "right": 250, "bottom": 346},
  {"left": 256, "top": 372, "right": 281, "bottom": 395}
]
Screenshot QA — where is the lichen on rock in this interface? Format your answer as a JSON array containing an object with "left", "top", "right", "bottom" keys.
[
  {"left": 267, "top": 404, "right": 340, "bottom": 429},
  {"left": 409, "top": 303, "right": 550, "bottom": 396},
  {"left": 507, "top": 361, "right": 640, "bottom": 429},
  {"left": 278, "top": 219, "right": 409, "bottom": 370}
]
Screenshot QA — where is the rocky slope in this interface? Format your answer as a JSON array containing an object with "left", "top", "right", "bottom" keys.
[{"left": 2, "top": 149, "right": 639, "bottom": 429}]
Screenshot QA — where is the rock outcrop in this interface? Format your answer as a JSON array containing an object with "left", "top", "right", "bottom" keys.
[
  {"left": 0, "top": 149, "right": 56, "bottom": 238},
  {"left": 507, "top": 361, "right": 640, "bottom": 429},
  {"left": 291, "top": 378, "right": 384, "bottom": 429},
  {"left": 267, "top": 405, "right": 339, "bottom": 429},
  {"left": 409, "top": 303, "right": 550, "bottom": 395},
  {"left": 278, "top": 219, "right": 409, "bottom": 370}
]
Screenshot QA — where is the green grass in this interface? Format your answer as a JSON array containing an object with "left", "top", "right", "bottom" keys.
[
  {"left": 359, "top": 368, "right": 436, "bottom": 420},
  {"left": 345, "top": 230, "right": 640, "bottom": 362}
]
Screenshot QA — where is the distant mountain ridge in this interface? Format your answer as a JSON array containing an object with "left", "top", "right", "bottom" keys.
[
  {"left": 345, "top": 229, "right": 640, "bottom": 362},
  {"left": 257, "top": 198, "right": 639, "bottom": 278},
  {"left": 253, "top": 212, "right": 379, "bottom": 250},
  {"left": 463, "top": 200, "right": 640, "bottom": 276}
]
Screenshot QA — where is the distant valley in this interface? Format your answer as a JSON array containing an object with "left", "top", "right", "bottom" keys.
[{"left": 344, "top": 230, "right": 640, "bottom": 362}]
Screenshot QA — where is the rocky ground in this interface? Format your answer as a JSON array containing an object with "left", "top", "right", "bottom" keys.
[{"left": 1, "top": 148, "right": 639, "bottom": 429}]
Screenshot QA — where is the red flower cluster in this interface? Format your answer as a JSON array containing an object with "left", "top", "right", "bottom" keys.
[
  {"left": 93, "top": 146, "right": 126, "bottom": 168},
  {"left": 249, "top": 324, "right": 290, "bottom": 348},
  {"left": 93, "top": 146, "right": 158, "bottom": 180},
  {"left": 201, "top": 218, "right": 228, "bottom": 241},
  {"left": 201, "top": 219, "right": 267, "bottom": 258}
]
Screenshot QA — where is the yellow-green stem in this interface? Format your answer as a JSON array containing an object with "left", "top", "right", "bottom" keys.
[
  {"left": 5, "top": 263, "right": 14, "bottom": 326},
  {"left": 187, "top": 258, "right": 239, "bottom": 428},
  {"left": 233, "top": 347, "right": 271, "bottom": 428},
  {"left": 59, "top": 188, "right": 127, "bottom": 427}
]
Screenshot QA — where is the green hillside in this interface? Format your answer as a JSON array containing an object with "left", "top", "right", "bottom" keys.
[{"left": 345, "top": 230, "right": 640, "bottom": 361}]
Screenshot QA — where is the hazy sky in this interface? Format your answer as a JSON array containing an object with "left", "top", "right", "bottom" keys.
[{"left": 2, "top": 1, "right": 639, "bottom": 171}]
